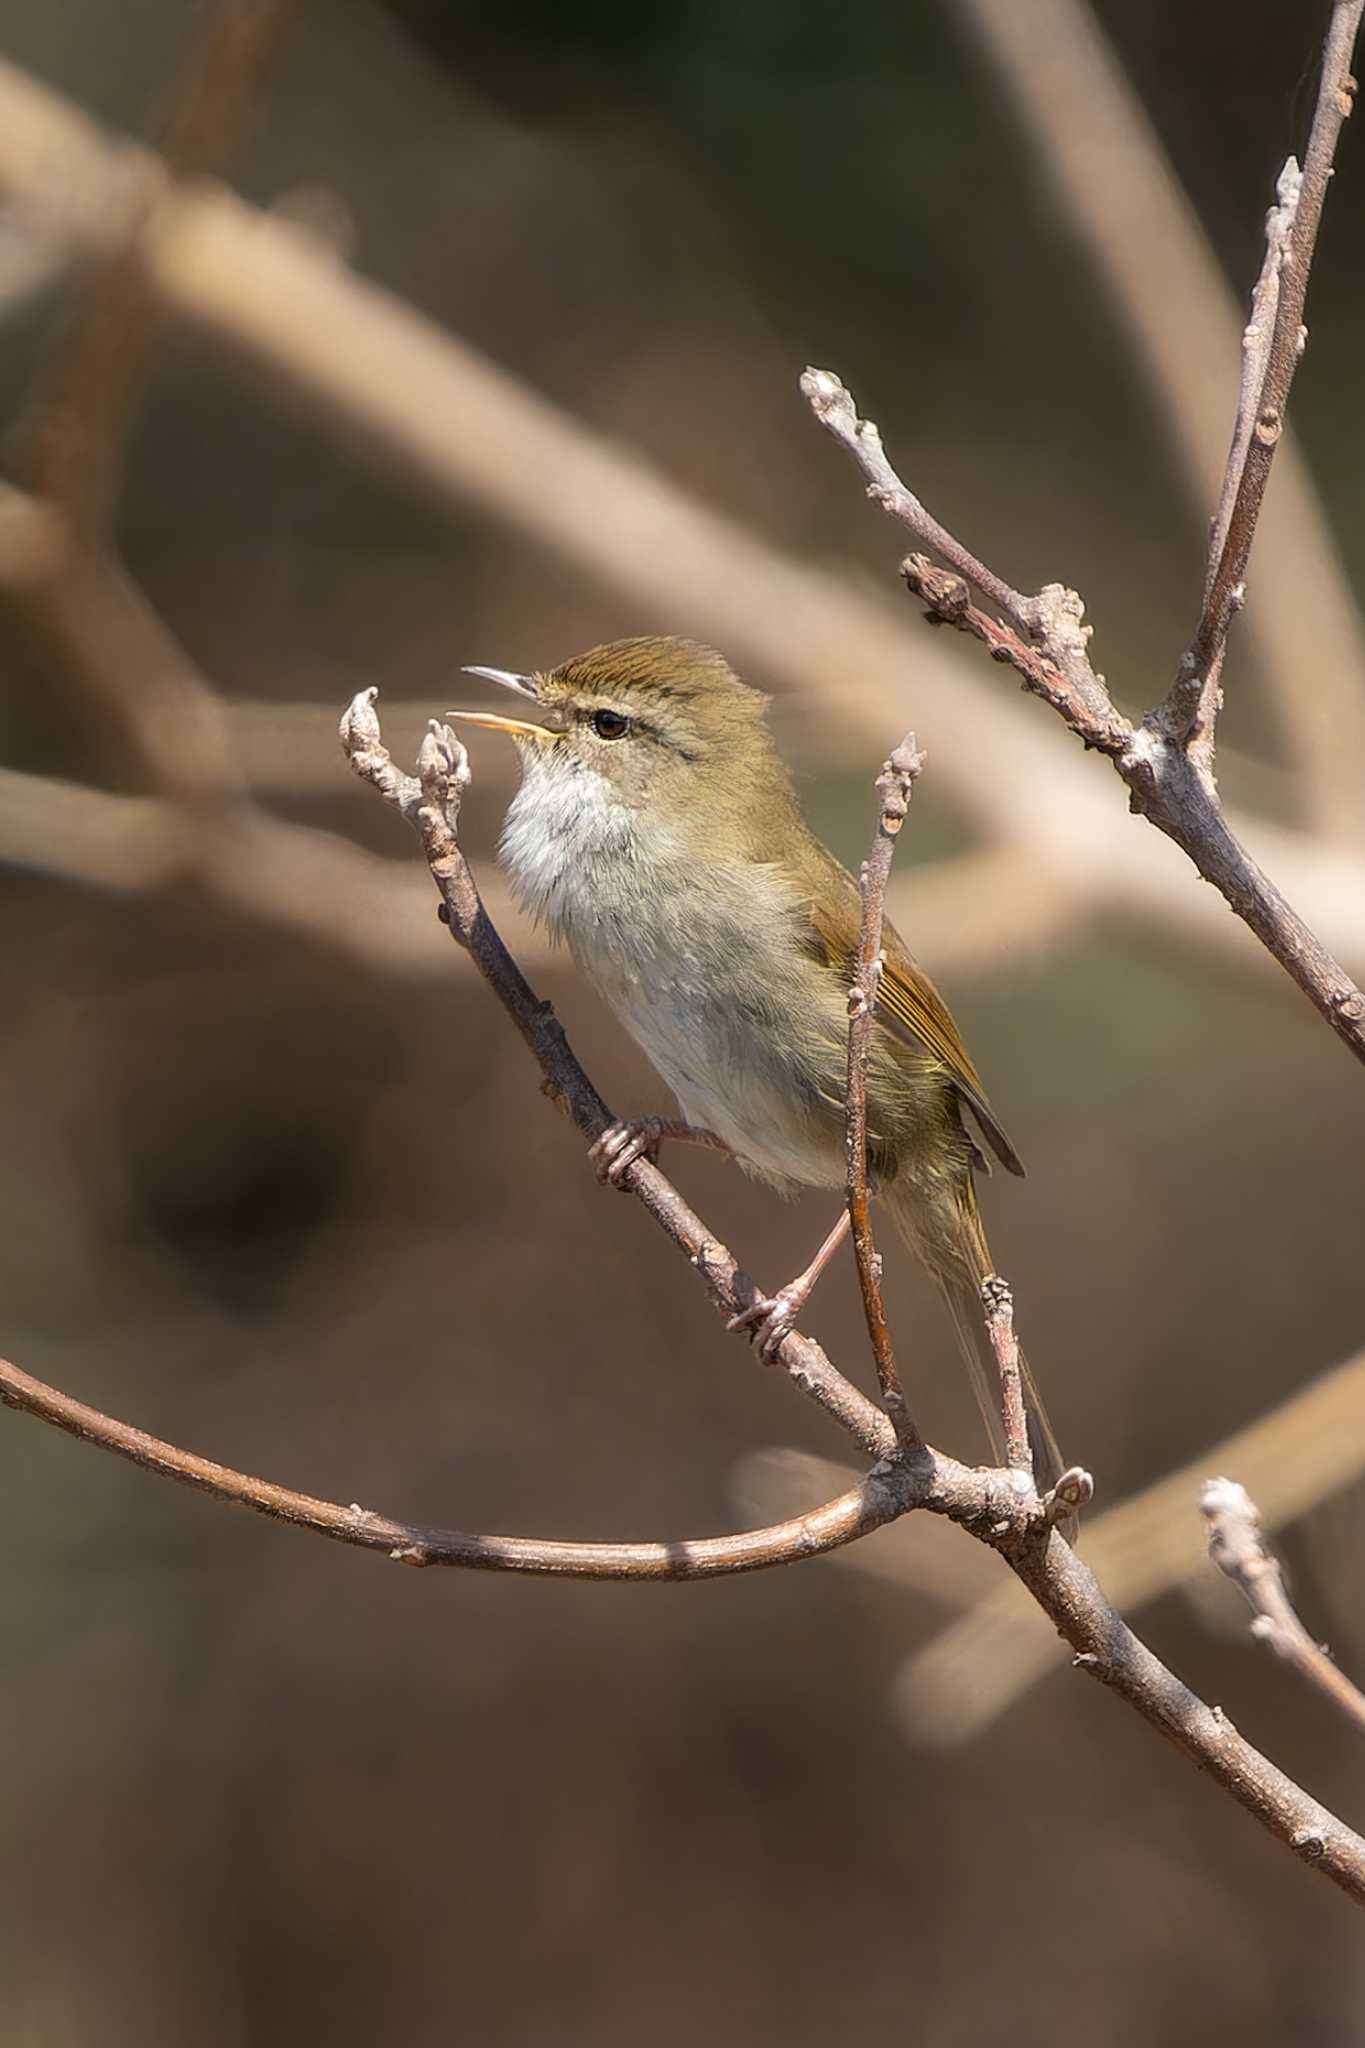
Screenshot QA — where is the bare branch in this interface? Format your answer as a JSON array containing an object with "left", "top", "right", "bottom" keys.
[
  {"left": 1004, "top": 1512, "right": 1365, "bottom": 1897},
  {"left": 1204, "top": 161, "right": 1302, "bottom": 613},
  {"left": 804, "top": 368, "right": 1129, "bottom": 749},
  {"left": 846, "top": 733, "right": 925, "bottom": 1454},
  {"left": 961, "top": 0, "right": 1365, "bottom": 845},
  {"left": 1164, "top": 2, "right": 1363, "bottom": 751},
  {"left": 10, "top": 1311, "right": 1364, "bottom": 1900},
  {"left": 808, "top": 371, "right": 1365, "bottom": 1069},
  {"left": 980, "top": 1276, "right": 1031, "bottom": 1482},
  {"left": 799, "top": 368, "right": 1037, "bottom": 630},
  {"left": 0, "top": 1352, "right": 904, "bottom": 1581},
  {"left": 900, "top": 553, "right": 1131, "bottom": 756},
  {"left": 1202, "top": 1477, "right": 1365, "bottom": 1737}
]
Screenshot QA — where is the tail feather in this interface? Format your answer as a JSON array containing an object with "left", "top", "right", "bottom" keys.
[
  {"left": 932, "top": 1259, "right": 1070, "bottom": 1499},
  {"left": 887, "top": 1172, "right": 1072, "bottom": 1517}
]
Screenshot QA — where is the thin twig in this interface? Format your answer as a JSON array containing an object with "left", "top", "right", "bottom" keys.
[
  {"left": 961, "top": 0, "right": 1365, "bottom": 845},
  {"left": 804, "top": 368, "right": 1130, "bottom": 745},
  {"left": 1162, "top": 154, "right": 1302, "bottom": 758},
  {"left": 980, "top": 1276, "right": 1031, "bottom": 1482},
  {"left": 800, "top": 367, "right": 1039, "bottom": 635},
  {"left": 846, "top": 734, "right": 925, "bottom": 1454},
  {"left": 1165, "top": 1, "right": 1363, "bottom": 751},
  {"left": 0, "top": 1352, "right": 904, "bottom": 1580},
  {"left": 1202, "top": 1477, "right": 1365, "bottom": 1737},
  {"left": 900, "top": 554, "right": 1131, "bottom": 756},
  {"left": 1205, "top": 161, "right": 1302, "bottom": 612}
]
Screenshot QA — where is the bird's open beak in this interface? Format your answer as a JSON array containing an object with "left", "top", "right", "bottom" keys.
[{"left": 447, "top": 665, "right": 558, "bottom": 743}]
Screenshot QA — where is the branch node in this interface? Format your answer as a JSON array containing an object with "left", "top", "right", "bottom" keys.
[
  {"left": 1044, "top": 1465, "right": 1096, "bottom": 1524},
  {"left": 340, "top": 685, "right": 421, "bottom": 819},
  {"left": 417, "top": 717, "right": 470, "bottom": 828}
]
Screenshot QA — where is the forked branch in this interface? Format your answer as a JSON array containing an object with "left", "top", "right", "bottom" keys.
[
  {"left": 801, "top": 3, "right": 1365, "bottom": 1069},
  {"left": 2, "top": 694, "right": 1364, "bottom": 1902},
  {"left": 803, "top": 8, "right": 1365, "bottom": 1063}
]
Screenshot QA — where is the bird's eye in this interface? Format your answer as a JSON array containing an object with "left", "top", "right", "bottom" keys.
[{"left": 590, "top": 708, "right": 631, "bottom": 741}]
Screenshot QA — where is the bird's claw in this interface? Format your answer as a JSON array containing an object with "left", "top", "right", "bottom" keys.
[
  {"left": 727, "top": 1285, "right": 805, "bottom": 1364},
  {"left": 590, "top": 1118, "right": 665, "bottom": 1187}
]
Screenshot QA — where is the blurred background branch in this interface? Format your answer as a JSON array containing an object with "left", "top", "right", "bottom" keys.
[{"left": 10, "top": 0, "right": 306, "bottom": 532}]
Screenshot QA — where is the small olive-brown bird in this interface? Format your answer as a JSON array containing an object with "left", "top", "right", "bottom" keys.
[{"left": 452, "top": 634, "right": 1061, "bottom": 1480}]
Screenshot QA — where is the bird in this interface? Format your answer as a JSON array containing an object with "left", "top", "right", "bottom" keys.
[{"left": 450, "top": 633, "right": 1063, "bottom": 1485}]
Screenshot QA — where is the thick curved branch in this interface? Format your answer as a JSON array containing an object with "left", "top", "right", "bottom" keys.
[
  {"left": 0, "top": 1353, "right": 901, "bottom": 1580},
  {"left": 7, "top": 1320, "right": 1364, "bottom": 1899}
]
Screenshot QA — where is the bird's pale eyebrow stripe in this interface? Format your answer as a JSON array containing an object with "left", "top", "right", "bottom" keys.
[{"left": 570, "top": 700, "right": 705, "bottom": 762}]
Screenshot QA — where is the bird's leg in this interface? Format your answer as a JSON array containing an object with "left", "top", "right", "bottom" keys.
[
  {"left": 589, "top": 1117, "right": 730, "bottom": 1188},
  {"left": 728, "top": 1207, "right": 853, "bottom": 1363}
]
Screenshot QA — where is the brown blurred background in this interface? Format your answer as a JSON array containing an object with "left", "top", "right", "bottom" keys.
[{"left": 3, "top": 1, "right": 1365, "bottom": 2040}]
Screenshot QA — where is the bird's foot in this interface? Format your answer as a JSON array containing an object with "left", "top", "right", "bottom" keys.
[
  {"left": 727, "top": 1280, "right": 811, "bottom": 1364},
  {"left": 589, "top": 1118, "right": 727, "bottom": 1188},
  {"left": 590, "top": 1118, "right": 667, "bottom": 1185}
]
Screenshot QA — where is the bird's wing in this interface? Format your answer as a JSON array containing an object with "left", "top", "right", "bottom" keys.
[{"left": 799, "top": 852, "right": 1025, "bottom": 1178}]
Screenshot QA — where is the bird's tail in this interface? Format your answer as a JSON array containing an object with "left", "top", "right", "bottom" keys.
[{"left": 885, "top": 1172, "right": 1070, "bottom": 1509}]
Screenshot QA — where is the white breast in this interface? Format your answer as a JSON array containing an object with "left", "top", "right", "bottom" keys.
[
  {"left": 499, "top": 751, "right": 636, "bottom": 946},
  {"left": 500, "top": 751, "right": 842, "bottom": 1194}
]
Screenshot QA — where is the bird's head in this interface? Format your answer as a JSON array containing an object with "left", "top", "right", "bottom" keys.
[{"left": 450, "top": 635, "right": 780, "bottom": 820}]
